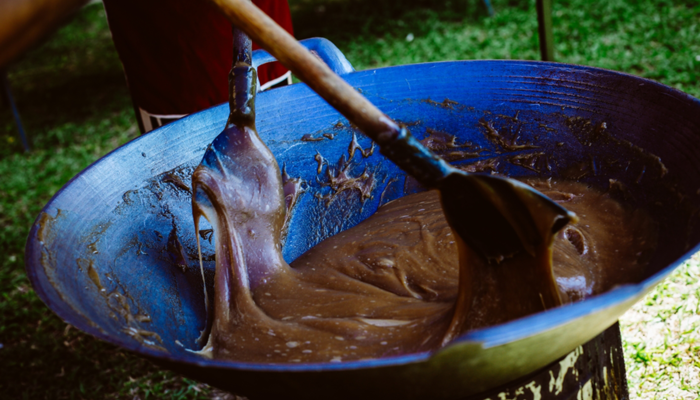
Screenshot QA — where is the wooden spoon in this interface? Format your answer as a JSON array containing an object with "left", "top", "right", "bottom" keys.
[{"left": 208, "top": 0, "right": 577, "bottom": 263}]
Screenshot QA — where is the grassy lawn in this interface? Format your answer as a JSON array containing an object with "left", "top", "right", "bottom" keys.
[{"left": 1, "top": 0, "right": 698, "bottom": 398}]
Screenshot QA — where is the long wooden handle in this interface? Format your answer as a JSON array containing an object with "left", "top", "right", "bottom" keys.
[{"left": 210, "top": 0, "right": 400, "bottom": 145}]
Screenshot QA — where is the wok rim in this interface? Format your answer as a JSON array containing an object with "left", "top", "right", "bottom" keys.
[{"left": 25, "top": 58, "right": 700, "bottom": 373}]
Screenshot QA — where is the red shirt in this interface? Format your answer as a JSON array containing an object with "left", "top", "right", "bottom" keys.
[{"left": 103, "top": 0, "right": 293, "bottom": 117}]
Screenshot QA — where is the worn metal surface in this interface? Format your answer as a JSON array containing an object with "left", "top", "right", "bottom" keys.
[
  {"left": 26, "top": 40, "right": 700, "bottom": 400},
  {"left": 464, "top": 322, "right": 628, "bottom": 400}
]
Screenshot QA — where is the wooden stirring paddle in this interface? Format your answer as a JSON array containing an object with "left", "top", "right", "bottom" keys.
[{"left": 208, "top": 0, "right": 577, "bottom": 264}]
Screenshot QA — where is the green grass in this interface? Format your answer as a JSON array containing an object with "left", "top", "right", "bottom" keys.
[
  {"left": 0, "top": 5, "right": 211, "bottom": 399},
  {"left": 1, "top": 0, "right": 699, "bottom": 398},
  {"left": 292, "top": 0, "right": 700, "bottom": 97},
  {"left": 620, "top": 254, "right": 700, "bottom": 400}
]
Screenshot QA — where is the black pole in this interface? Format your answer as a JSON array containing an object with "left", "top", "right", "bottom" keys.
[{"left": 536, "top": 0, "right": 555, "bottom": 61}]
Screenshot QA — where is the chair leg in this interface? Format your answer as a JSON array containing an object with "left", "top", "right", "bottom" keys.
[
  {"left": 536, "top": 0, "right": 555, "bottom": 61},
  {"left": 482, "top": 0, "right": 495, "bottom": 16},
  {"left": 1, "top": 69, "right": 31, "bottom": 152}
]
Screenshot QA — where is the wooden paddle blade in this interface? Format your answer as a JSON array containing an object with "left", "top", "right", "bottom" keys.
[
  {"left": 438, "top": 173, "right": 527, "bottom": 262},
  {"left": 437, "top": 172, "right": 576, "bottom": 263}
]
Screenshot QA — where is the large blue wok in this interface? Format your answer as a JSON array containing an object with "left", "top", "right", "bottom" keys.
[{"left": 26, "top": 39, "right": 700, "bottom": 399}]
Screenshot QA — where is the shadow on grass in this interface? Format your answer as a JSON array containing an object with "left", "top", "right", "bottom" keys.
[
  {"left": 0, "top": 2, "right": 132, "bottom": 158},
  {"left": 1, "top": 73, "right": 131, "bottom": 154},
  {"left": 292, "top": 0, "right": 493, "bottom": 42}
]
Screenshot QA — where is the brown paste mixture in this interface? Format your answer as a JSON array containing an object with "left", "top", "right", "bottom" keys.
[{"left": 191, "top": 127, "right": 655, "bottom": 363}]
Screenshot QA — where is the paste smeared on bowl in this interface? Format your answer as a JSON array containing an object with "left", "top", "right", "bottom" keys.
[{"left": 190, "top": 124, "right": 655, "bottom": 363}]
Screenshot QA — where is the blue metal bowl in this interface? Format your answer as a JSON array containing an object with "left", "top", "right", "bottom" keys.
[{"left": 26, "top": 39, "right": 700, "bottom": 399}]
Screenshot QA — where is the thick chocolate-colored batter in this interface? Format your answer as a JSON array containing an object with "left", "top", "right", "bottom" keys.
[
  {"left": 193, "top": 141, "right": 654, "bottom": 363},
  {"left": 191, "top": 30, "right": 654, "bottom": 363}
]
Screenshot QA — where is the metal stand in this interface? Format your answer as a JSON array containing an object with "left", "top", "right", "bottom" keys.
[{"left": 463, "top": 322, "right": 629, "bottom": 399}]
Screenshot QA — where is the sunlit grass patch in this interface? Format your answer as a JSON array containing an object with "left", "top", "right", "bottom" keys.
[{"left": 620, "top": 253, "right": 700, "bottom": 400}]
